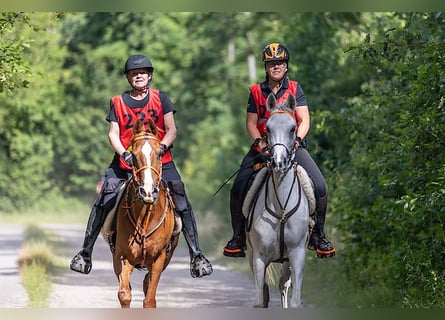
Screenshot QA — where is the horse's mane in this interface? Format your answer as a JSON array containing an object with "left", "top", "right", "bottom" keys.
[{"left": 273, "top": 103, "right": 293, "bottom": 113}]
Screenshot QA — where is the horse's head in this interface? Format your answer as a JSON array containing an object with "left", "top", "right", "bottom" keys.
[
  {"left": 131, "top": 118, "right": 162, "bottom": 204},
  {"left": 266, "top": 93, "right": 297, "bottom": 173}
]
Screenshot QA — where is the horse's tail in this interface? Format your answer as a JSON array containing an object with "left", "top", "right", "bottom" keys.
[{"left": 265, "top": 263, "right": 281, "bottom": 287}]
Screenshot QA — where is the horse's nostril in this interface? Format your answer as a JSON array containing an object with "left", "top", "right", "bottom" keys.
[{"left": 137, "top": 186, "right": 147, "bottom": 199}]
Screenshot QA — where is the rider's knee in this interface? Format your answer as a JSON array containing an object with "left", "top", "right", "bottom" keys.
[
  {"left": 168, "top": 180, "right": 188, "bottom": 213},
  {"left": 98, "top": 178, "right": 126, "bottom": 210}
]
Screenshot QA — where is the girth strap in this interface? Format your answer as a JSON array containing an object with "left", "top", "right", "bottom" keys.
[{"left": 265, "top": 168, "right": 302, "bottom": 261}]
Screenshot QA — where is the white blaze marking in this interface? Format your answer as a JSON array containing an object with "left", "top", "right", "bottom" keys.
[{"left": 141, "top": 141, "right": 153, "bottom": 193}]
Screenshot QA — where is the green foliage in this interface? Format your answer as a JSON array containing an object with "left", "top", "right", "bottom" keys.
[
  {"left": 337, "top": 12, "right": 445, "bottom": 307},
  {"left": 20, "top": 262, "right": 52, "bottom": 307},
  {"left": 0, "top": 12, "right": 35, "bottom": 93}
]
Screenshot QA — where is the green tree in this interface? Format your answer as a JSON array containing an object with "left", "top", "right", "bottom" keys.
[
  {"left": 0, "top": 12, "right": 67, "bottom": 211},
  {"left": 338, "top": 12, "right": 445, "bottom": 307}
]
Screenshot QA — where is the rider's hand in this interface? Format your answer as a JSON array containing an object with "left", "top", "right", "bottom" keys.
[
  {"left": 121, "top": 151, "right": 133, "bottom": 167},
  {"left": 259, "top": 140, "right": 270, "bottom": 155},
  {"left": 295, "top": 137, "right": 306, "bottom": 149},
  {"left": 159, "top": 144, "right": 168, "bottom": 157},
  {"left": 252, "top": 138, "right": 268, "bottom": 154}
]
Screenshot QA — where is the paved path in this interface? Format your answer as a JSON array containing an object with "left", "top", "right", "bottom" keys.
[
  {"left": 44, "top": 224, "right": 282, "bottom": 308},
  {"left": 0, "top": 224, "right": 28, "bottom": 308},
  {"left": 0, "top": 222, "right": 282, "bottom": 308}
]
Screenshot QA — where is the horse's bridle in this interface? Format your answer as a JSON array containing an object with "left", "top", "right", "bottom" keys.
[
  {"left": 131, "top": 134, "right": 163, "bottom": 201},
  {"left": 265, "top": 109, "right": 301, "bottom": 261},
  {"left": 267, "top": 110, "right": 298, "bottom": 170}
]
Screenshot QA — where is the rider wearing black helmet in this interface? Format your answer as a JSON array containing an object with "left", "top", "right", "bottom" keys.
[
  {"left": 223, "top": 43, "right": 335, "bottom": 259},
  {"left": 70, "top": 54, "right": 213, "bottom": 278}
]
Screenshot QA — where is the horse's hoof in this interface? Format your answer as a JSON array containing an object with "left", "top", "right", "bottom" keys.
[{"left": 190, "top": 254, "right": 213, "bottom": 278}]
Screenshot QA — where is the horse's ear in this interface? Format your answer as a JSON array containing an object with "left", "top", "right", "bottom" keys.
[
  {"left": 266, "top": 93, "right": 276, "bottom": 112},
  {"left": 133, "top": 118, "right": 144, "bottom": 135},
  {"left": 287, "top": 94, "right": 296, "bottom": 111},
  {"left": 146, "top": 118, "right": 158, "bottom": 136}
]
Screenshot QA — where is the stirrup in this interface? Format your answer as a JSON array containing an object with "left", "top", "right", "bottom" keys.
[
  {"left": 70, "top": 252, "right": 92, "bottom": 274},
  {"left": 190, "top": 254, "right": 213, "bottom": 278},
  {"left": 104, "top": 233, "right": 115, "bottom": 254},
  {"left": 307, "top": 232, "right": 318, "bottom": 251}
]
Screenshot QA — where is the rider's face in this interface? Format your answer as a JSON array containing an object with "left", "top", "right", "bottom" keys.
[
  {"left": 265, "top": 60, "right": 287, "bottom": 82},
  {"left": 127, "top": 68, "right": 151, "bottom": 90}
]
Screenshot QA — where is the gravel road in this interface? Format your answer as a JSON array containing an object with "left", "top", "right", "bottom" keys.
[
  {"left": 0, "top": 223, "right": 281, "bottom": 308},
  {"left": 0, "top": 224, "right": 28, "bottom": 308}
]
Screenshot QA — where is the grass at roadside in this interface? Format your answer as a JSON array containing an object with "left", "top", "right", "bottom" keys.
[
  {"left": 17, "top": 224, "right": 67, "bottom": 307},
  {"left": 0, "top": 195, "right": 91, "bottom": 224}
]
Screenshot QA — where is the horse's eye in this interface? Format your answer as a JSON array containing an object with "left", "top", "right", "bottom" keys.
[
  {"left": 290, "top": 126, "right": 296, "bottom": 134},
  {"left": 266, "top": 126, "right": 270, "bottom": 133}
]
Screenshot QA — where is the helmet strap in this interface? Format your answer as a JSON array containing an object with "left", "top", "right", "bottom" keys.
[{"left": 129, "top": 84, "right": 150, "bottom": 98}]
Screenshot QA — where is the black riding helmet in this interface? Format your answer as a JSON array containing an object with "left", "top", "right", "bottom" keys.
[
  {"left": 124, "top": 54, "right": 154, "bottom": 74},
  {"left": 262, "top": 43, "right": 290, "bottom": 63}
]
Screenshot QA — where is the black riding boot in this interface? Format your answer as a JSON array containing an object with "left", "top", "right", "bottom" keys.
[
  {"left": 223, "top": 194, "right": 246, "bottom": 258},
  {"left": 169, "top": 180, "right": 213, "bottom": 278},
  {"left": 181, "top": 203, "right": 213, "bottom": 278},
  {"left": 308, "top": 195, "right": 336, "bottom": 258},
  {"left": 70, "top": 205, "right": 106, "bottom": 274}
]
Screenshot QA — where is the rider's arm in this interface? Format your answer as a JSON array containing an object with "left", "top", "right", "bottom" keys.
[
  {"left": 161, "top": 111, "right": 177, "bottom": 148},
  {"left": 246, "top": 112, "right": 267, "bottom": 151},
  {"left": 246, "top": 112, "right": 260, "bottom": 140},
  {"left": 295, "top": 105, "right": 310, "bottom": 140},
  {"left": 108, "top": 121, "right": 126, "bottom": 156}
]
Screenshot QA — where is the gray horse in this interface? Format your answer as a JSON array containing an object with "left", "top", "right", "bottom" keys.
[{"left": 243, "top": 93, "right": 314, "bottom": 308}]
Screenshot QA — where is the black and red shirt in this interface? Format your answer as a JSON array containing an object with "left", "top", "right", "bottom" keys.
[
  {"left": 107, "top": 89, "right": 175, "bottom": 169},
  {"left": 247, "top": 77, "right": 307, "bottom": 137}
]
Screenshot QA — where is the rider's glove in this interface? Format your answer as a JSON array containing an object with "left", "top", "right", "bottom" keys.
[
  {"left": 159, "top": 144, "right": 168, "bottom": 157},
  {"left": 121, "top": 151, "right": 133, "bottom": 167},
  {"left": 295, "top": 137, "right": 307, "bottom": 149},
  {"left": 251, "top": 138, "right": 262, "bottom": 153}
]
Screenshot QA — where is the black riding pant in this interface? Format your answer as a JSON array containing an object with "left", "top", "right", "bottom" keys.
[
  {"left": 96, "top": 155, "right": 190, "bottom": 213},
  {"left": 231, "top": 147, "right": 327, "bottom": 202}
]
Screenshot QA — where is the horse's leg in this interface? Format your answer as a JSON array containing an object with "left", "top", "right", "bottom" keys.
[
  {"left": 263, "top": 281, "right": 270, "bottom": 307},
  {"left": 116, "top": 257, "right": 134, "bottom": 308},
  {"left": 279, "top": 261, "right": 292, "bottom": 308},
  {"left": 288, "top": 245, "right": 306, "bottom": 308},
  {"left": 143, "top": 253, "right": 166, "bottom": 308},
  {"left": 252, "top": 254, "right": 268, "bottom": 308}
]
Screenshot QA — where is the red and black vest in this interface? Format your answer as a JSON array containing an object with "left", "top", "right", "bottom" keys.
[
  {"left": 249, "top": 80, "right": 298, "bottom": 137},
  {"left": 112, "top": 88, "right": 173, "bottom": 170}
]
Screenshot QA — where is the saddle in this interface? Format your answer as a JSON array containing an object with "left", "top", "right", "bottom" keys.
[
  {"left": 242, "top": 165, "right": 316, "bottom": 244},
  {"left": 101, "top": 180, "right": 127, "bottom": 252}
]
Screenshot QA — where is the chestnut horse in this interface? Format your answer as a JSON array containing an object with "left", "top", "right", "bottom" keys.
[{"left": 113, "top": 118, "right": 180, "bottom": 308}]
